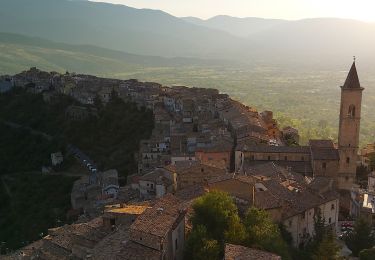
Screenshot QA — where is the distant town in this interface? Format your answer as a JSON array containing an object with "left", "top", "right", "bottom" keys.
[{"left": 1, "top": 62, "right": 375, "bottom": 259}]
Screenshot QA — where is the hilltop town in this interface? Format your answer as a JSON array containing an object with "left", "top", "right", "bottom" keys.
[{"left": 1, "top": 62, "right": 375, "bottom": 259}]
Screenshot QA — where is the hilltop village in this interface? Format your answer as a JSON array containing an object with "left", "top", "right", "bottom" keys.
[{"left": 1, "top": 62, "right": 375, "bottom": 259}]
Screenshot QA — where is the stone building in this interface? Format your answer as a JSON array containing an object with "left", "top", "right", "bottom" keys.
[
  {"left": 209, "top": 162, "right": 339, "bottom": 247},
  {"left": 235, "top": 62, "right": 364, "bottom": 191},
  {"left": 102, "top": 204, "right": 151, "bottom": 231},
  {"left": 337, "top": 62, "right": 364, "bottom": 190},
  {"left": 120, "top": 194, "right": 186, "bottom": 260},
  {"left": 235, "top": 144, "right": 313, "bottom": 177},
  {"left": 51, "top": 152, "right": 63, "bottom": 166},
  {"left": 309, "top": 140, "right": 340, "bottom": 179},
  {"left": 138, "top": 168, "right": 176, "bottom": 199},
  {"left": 195, "top": 138, "right": 233, "bottom": 171}
]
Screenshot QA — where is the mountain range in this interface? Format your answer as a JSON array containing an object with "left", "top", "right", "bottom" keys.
[
  {"left": 1, "top": 0, "right": 375, "bottom": 66},
  {"left": 1, "top": 0, "right": 375, "bottom": 146}
]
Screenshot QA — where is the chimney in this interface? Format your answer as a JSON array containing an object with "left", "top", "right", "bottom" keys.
[{"left": 157, "top": 207, "right": 164, "bottom": 214}]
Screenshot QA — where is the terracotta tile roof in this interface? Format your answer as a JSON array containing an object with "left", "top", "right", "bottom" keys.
[
  {"left": 242, "top": 162, "right": 307, "bottom": 183},
  {"left": 309, "top": 139, "right": 335, "bottom": 148},
  {"left": 105, "top": 205, "right": 151, "bottom": 215},
  {"left": 310, "top": 147, "right": 339, "bottom": 160},
  {"left": 343, "top": 62, "right": 361, "bottom": 89},
  {"left": 243, "top": 160, "right": 313, "bottom": 177},
  {"left": 130, "top": 194, "right": 185, "bottom": 238},
  {"left": 166, "top": 161, "right": 226, "bottom": 175},
  {"left": 254, "top": 190, "right": 283, "bottom": 210},
  {"left": 117, "top": 241, "right": 161, "bottom": 260},
  {"left": 235, "top": 175, "right": 256, "bottom": 185},
  {"left": 92, "top": 228, "right": 130, "bottom": 260},
  {"left": 308, "top": 139, "right": 339, "bottom": 160},
  {"left": 139, "top": 168, "right": 173, "bottom": 186},
  {"left": 195, "top": 139, "right": 233, "bottom": 153},
  {"left": 175, "top": 185, "right": 207, "bottom": 202},
  {"left": 208, "top": 174, "right": 235, "bottom": 184},
  {"left": 261, "top": 179, "right": 339, "bottom": 219},
  {"left": 239, "top": 144, "right": 310, "bottom": 154},
  {"left": 225, "top": 244, "right": 281, "bottom": 260},
  {"left": 39, "top": 217, "right": 107, "bottom": 257}
]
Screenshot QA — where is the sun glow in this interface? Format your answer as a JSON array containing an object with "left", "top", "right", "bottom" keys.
[{"left": 91, "top": 0, "right": 375, "bottom": 22}]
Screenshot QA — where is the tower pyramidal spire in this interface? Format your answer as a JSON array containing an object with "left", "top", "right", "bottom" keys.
[
  {"left": 343, "top": 59, "right": 361, "bottom": 89},
  {"left": 337, "top": 59, "right": 364, "bottom": 190}
]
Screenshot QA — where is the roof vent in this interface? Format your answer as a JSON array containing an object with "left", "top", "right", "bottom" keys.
[{"left": 157, "top": 207, "right": 164, "bottom": 214}]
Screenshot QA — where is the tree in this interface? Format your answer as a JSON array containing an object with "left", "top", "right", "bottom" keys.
[
  {"left": 345, "top": 217, "right": 375, "bottom": 256},
  {"left": 312, "top": 230, "right": 341, "bottom": 260},
  {"left": 93, "top": 94, "right": 103, "bottom": 111},
  {"left": 184, "top": 225, "right": 220, "bottom": 260},
  {"left": 243, "top": 207, "right": 291, "bottom": 259},
  {"left": 279, "top": 224, "right": 293, "bottom": 246},
  {"left": 359, "top": 247, "right": 375, "bottom": 260},
  {"left": 224, "top": 213, "right": 246, "bottom": 245},
  {"left": 307, "top": 209, "right": 326, "bottom": 251},
  {"left": 192, "top": 191, "right": 245, "bottom": 243}
]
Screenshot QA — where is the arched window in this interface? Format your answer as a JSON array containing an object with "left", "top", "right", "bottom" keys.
[{"left": 348, "top": 105, "right": 356, "bottom": 118}]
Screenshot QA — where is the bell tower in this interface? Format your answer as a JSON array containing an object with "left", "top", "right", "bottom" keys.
[{"left": 337, "top": 60, "right": 364, "bottom": 190}]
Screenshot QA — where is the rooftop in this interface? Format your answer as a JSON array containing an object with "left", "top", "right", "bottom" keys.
[
  {"left": 239, "top": 144, "right": 310, "bottom": 154},
  {"left": 117, "top": 241, "right": 161, "bottom": 260},
  {"left": 225, "top": 243, "right": 281, "bottom": 260},
  {"left": 342, "top": 62, "right": 362, "bottom": 89},
  {"left": 105, "top": 205, "right": 151, "bottom": 215},
  {"left": 130, "top": 194, "right": 185, "bottom": 238}
]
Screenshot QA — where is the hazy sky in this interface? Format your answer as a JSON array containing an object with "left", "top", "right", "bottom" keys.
[{"left": 90, "top": 0, "right": 375, "bottom": 21}]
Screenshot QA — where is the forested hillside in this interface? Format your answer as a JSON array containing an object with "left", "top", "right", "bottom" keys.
[{"left": 0, "top": 88, "right": 154, "bottom": 251}]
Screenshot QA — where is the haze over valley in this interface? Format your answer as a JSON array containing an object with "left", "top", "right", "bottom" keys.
[{"left": 1, "top": 0, "right": 375, "bottom": 144}]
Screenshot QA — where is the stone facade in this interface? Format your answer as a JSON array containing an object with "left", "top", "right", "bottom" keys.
[{"left": 338, "top": 62, "right": 364, "bottom": 190}]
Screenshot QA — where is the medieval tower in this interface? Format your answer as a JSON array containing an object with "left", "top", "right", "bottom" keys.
[{"left": 337, "top": 61, "right": 364, "bottom": 190}]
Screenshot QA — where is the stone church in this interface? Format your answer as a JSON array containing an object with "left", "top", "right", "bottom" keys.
[{"left": 235, "top": 61, "right": 364, "bottom": 190}]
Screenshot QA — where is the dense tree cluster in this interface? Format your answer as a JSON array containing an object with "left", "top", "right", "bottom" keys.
[
  {"left": 0, "top": 88, "right": 154, "bottom": 176},
  {"left": 344, "top": 217, "right": 375, "bottom": 257},
  {"left": 185, "top": 191, "right": 290, "bottom": 259},
  {"left": 185, "top": 191, "right": 346, "bottom": 260}
]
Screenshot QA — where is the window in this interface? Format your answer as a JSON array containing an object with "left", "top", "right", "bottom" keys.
[
  {"left": 301, "top": 156, "right": 305, "bottom": 161},
  {"left": 328, "top": 217, "right": 332, "bottom": 224},
  {"left": 251, "top": 155, "right": 255, "bottom": 160},
  {"left": 175, "top": 239, "right": 178, "bottom": 250},
  {"left": 322, "top": 162, "right": 327, "bottom": 169},
  {"left": 331, "top": 204, "right": 335, "bottom": 210},
  {"left": 346, "top": 157, "right": 350, "bottom": 164},
  {"left": 285, "top": 156, "right": 288, "bottom": 161},
  {"left": 348, "top": 105, "right": 356, "bottom": 118},
  {"left": 268, "top": 156, "right": 271, "bottom": 161},
  {"left": 201, "top": 168, "right": 204, "bottom": 173}
]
